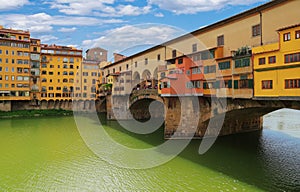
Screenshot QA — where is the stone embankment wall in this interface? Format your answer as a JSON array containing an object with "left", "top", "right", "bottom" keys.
[{"left": 0, "top": 100, "right": 107, "bottom": 112}]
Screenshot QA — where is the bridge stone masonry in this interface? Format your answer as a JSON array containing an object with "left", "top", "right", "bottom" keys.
[{"left": 103, "top": 90, "right": 300, "bottom": 139}]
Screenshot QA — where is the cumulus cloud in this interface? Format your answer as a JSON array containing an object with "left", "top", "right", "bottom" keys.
[
  {"left": 148, "top": 0, "right": 268, "bottom": 14},
  {"left": 48, "top": 0, "right": 151, "bottom": 17},
  {"left": 0, "top": 0, "right": 29, "bottom": 10},
  {"left": 58, "top": 27, "right": 77, "bottom": 32},
  {"left": 0, "top": 13, "right": 123, "bottom": 33},
  {"left": 82, "top": 24, "right": 185, "bottom": 57}
]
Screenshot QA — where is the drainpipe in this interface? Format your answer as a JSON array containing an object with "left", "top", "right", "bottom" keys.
[{"left": 259, "top": 10, "right": 263, "bottom": 46}]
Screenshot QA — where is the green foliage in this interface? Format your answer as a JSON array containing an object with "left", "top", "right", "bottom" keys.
[{"left": 234, "top": 46, "right": 252, "bottom": 57}]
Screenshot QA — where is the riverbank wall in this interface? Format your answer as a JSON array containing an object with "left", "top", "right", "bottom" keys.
[{"left": 0, "top": 100, "right": 105, "bottom": 113}]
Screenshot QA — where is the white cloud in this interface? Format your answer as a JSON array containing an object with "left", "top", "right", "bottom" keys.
[
  {"left": 148, "top": 0, "right": 268, "bottom": 14},
  {"left": 154, "top": 13, "right": 164, "bottom": 17},
  {"left": 48, "top": 0, "right": 151, "bottom": 17},
  {"left": 37, "top": 35, "right": 58, "bottom": 43},
  {"left": 82, "top": 24, "right": 185, "bottom": 58},
  {"left": 0, "top": 13, "right": 123, "bottom": 33},
  {"left": 58, "top": 27, "right": 77, "bottom": 32},
  {"left": 0, "top": 0, "right": 29, "bottom": 10}
]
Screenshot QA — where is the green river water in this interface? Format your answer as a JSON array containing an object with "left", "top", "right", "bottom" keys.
[{"left": 0, "top": 110, "right": 299, "bottom": 191}]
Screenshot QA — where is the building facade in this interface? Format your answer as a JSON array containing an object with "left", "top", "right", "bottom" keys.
[
  {"left": 40, "top": 44, "right": 82, "bottom": 101},
  {"left": 102, "top": 0, "right": 300, "bottom": 100},
  {"left": 253, "top": 24, "right": 300, "bottom": 99},
  {"left": 0, "top": 26, "right": 31, "bottom": 101}
]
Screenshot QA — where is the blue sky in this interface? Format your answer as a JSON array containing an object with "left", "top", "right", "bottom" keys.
[{"left": 0, "top": 0, "right": 269, "bottom": 60}]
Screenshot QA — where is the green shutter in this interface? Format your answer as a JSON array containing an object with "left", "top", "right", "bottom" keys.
[
  {"left": 228, "top": 80, "right": 232, "bottom": 88},
  {"left": 215, "top": 81, "right": 220, "bottom": 89},
  {"left": 234, "top": 80, "right": 239, "bottom": 89},
  {"left": 248, "top": 79, "right": 254, "bottom": 88}
]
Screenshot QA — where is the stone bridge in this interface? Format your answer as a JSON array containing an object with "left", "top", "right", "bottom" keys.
[{"left": 104, "top": 90, "right": 300, "bottom": 139}]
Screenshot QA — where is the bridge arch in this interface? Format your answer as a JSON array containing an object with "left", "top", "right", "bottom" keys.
[
  {"left": 129, "top": 97, "right": 165, "bottom": 120},
  {"left": 142, "top": 69, "right": 151, "bottom": 81}
]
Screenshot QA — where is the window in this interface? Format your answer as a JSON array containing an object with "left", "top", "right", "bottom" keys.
[
  {"left": 283, "top": 32, "right": 291, "bottom": 41},
  {"left": 217, "top": 35, "right": 224, "bottom": 46},
  {"left": 218, "top": 61, "right": 230, "bottom": 70},
  {"left": 6, "top": 50, "right": 8, "bottom": 55},
  {"left": 268, "top": 56, "right": 276, "bottom": 64},
  {"left": 42, "top": 78, "right": 47, "bottom": 82},
  {"left": 219, "top": 80, "right": 232, "bottom": 89},
  {"left": 49, "top": 72, "right": 53, "bottom": 75},
  {"left": 145, "top": 58, "right": 148, "bottom": 65},
  {"left": 192, "top": 44, "right": 197, "bottom": 52},
  {"left": 5, "top": 67, "right": 8, "bottom": 72},
  {"left": 284, "top": 53, "right": 300, "bottom": 63},
  {"left": 186, "top": 70, "right": 191, "bottom": 75},
  {"left": 235, "top": 58, "right": 250, "bottom": 68},
  {"left": 83, "top": 72, "right": 88, "bottom": 76},
  {"left": 5, "top": 75, "right": 9, "bottom": 80},
  {"left": 204, "top": 65, "right": 216, "bottom": 74},
  {"left": 262, "top": 80, "right": 273, "bottom": 89},
  {"left": 252, "top": 24, "right": 261, "bottom": 37},
  {"left": 172, "top": 50, "right": 176, "bottom": 58},
  {"left": 285, "top": 79, "right": 300, "bottom": 89},
  {"left": 126, "top": 64, "right": 129, "bottom": 70},
  {"left": 192, "top": 67, "right": 201, "bottom": 74},
  {"left": 178, "top": 58, "right": 183, "bottom": 64},
  {"left": 135, "top": 62, "right": 137, "bottom": 68},
  {"left": 119, "top": 66, "right": 122, "bottom": 71},
  {"left": 296, "top": 31, "right": 300, "bottom": 39},
  {"left": 84, "top": 79, "right": 87, "bottom": 83},
  {"left": 49, "top": 87, "right": 54, "bottom": 91},
  {"left": 259, "top": 57, "right": 266, "bottom": 65},
  {"left": 157, "top": 54, "right": 161, "bottom": 61}
]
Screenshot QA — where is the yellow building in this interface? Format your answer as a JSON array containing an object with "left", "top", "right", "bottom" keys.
[
  {"left": 253, "top": 24, "right": 300, "bottom": 99},
  {"left": 0, "top": 26, "right": 31, "bottom": 101},
  {"left": 40, "top": 44, "right": 82, "bottom": 101}
]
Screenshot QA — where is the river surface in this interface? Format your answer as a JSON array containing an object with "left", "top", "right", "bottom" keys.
[{"left": 0, "top": 109, "right": 299, "bottom": 191}]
